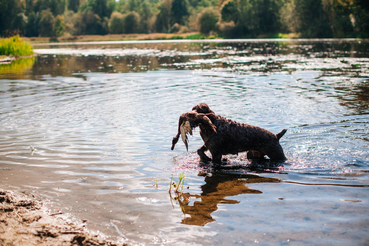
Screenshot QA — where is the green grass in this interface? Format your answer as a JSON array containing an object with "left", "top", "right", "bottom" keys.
[
  {"left": 185, "top": 33, "right": 207, "bottom": 40},
  {"left": 0, "top": 36, "right": 34, "bottom": 56},
  {"left": 169, "top": 172, "right": 186, "bottom": 194}
]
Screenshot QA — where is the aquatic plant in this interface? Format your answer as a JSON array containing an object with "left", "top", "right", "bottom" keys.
[
  {"left": 0, "top": 36, "right": 34, "bottom": 57},
  {"left": 169, "top": 172, "right": 190, "bottom": 214},
  {"left": 169, "top": 172, "right": 185, "bottom": 194}
]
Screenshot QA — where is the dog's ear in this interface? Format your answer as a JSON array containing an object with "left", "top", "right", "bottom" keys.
[
  {"left": 198, "top": 113, "right": 217, "bottom": 134},
  {"left": 185, "top": 112, "right": 216, "bottom": 134}
]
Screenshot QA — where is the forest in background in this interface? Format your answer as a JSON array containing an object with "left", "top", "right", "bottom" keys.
[{"left": 1, "top": 0, "right": 368, "bottom": 39}]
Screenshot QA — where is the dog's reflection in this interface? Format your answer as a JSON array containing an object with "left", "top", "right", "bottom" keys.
[{"left": 171, "top": 172, "right": 280, "bottom": 226}]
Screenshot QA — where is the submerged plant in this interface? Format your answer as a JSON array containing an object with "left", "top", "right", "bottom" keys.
[{"left": 168, "top": 172, "right": 191, "bottom": 216}]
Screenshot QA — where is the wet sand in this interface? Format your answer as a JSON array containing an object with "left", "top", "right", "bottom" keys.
[{"left": 0, "top": 189, "right": 128, "bottom": 246}]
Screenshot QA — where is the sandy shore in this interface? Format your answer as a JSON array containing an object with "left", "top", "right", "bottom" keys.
[{"left": 0, "top": 189, "right": 128, "bottom": 246}]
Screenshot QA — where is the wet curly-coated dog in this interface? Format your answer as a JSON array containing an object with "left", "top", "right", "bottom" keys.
[{"left": 171, "top": 103, "right": 287, "bottom": 164}]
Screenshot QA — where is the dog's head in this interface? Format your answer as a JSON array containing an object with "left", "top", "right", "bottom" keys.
[
  {"left": 171, "top": 111, "right": 217, "bottom": 151},
  {"left": 192, "top": 103, "right": 214, "bottom": 114}
]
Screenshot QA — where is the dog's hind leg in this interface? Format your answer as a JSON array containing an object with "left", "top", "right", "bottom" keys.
[{"left": 197, "top": 145, "right": 211, "bottom": 162}]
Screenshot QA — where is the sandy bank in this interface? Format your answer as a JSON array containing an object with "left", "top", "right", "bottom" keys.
[{"left": 0, "top": 189, "right": 128, "bottom": 246}]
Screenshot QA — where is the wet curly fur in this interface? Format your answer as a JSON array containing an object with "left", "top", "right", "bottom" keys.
[{"left": 174, "top": 103, "right": 287, "bottom": 164}]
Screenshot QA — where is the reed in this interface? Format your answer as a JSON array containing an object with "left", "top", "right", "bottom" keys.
[
  {"left": 0, "top": 36, "right": 34, "bottom": 57},
  {"left": 169, "top": 172, "right": 186, "bottom": 194}
]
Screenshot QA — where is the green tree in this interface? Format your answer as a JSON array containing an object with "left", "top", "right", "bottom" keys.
[
  {"left": 197, "top": 7, "right": 220, "bottom": 34},
  {"left": 52, "top": 0, "right": 66, "bottom": 16},
  {"left": 63, "top": 10, "right": 76, "bottom": 35},
  {"left": 109, "top": 11, "right": 125, "bottom": 34},
  {"left": 68, "top": 0, "right": 80, "bottom": 12},
  {"left": 328, "top": 0, "right": 354, "bottom": 37},
  {"left": 138, "top": 1, "right": 153, "bottom": 33},
  {"left": 127, "top": 0, "right": 138, "bottom": 11},
  {"left": 0, "top": 0, "right": 21, "bottom": 36},
  {"left": 352, "top": 0, "right": 369, "bottom": 36},
  {"left": 53, "top": 15, "right": 65, "bottom": 37},
  {"left": 1, "top": 0, "right": 367, "bottom": 38},
  {"left": 13, "top": 13, "right": 28, "bottom": 35},
  {"left": 34, "top": 0, "right": 65, "bottom": 16},
  {"left": 294, "top": 0, "right": 332, "bottom": 37},
  {"left": 80, "top": 10, "right": 107, "bottom": 35},
  {"left": 88, "top": 0, "right": 115, "bottom": 18},
  {"left": 218, "top": 0, "right": 283, "bottom": 37},
  {"left": 171, "top": 0, "right": 189, "bottom": 25},
  {"left": 26, "top": 0, "right": 36, "bottom": 15},
  {"left": 217, "top": 20, "right": 236, "bottom": 37},
  {"left": 280, "top": 0, "right": 299, "bottom": 33},
  {"left": 26, "top": 11, "right": 40, "bottom": 37},
  {"left": 155, "top": 0, "right": 172, "bottom": 32},
  {"left": 123, "top": 11, "right": 140, "bottom": 34},
  {"left": 257, "top": 0, "right": 281, "bottom": 34},
  {"left": 34, "top": 0, "right": 49, "bottom": 13},
  {"left": 221, "top": 0, "right": 238, "bottom": 23},
  {"left": 39, "top": 9, "right": 55, "bottom": 37}
]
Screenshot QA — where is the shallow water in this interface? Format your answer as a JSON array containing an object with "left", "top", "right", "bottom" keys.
[{"left": 1, "top": 39, "right": 369, "bottom": 245}]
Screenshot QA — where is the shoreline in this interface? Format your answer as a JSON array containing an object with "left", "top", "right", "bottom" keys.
[
  {"left": 22, "top": 33, "right": 367, "bottom": 46},
  {"left": 0, "top": 189, "right": 128, "bottom": 246},
  {"left": 23, "top": 33, "right": 202, "bottom": 44},
  {"left": 0, "top": 54, "right": 35, "bottom": 64}
]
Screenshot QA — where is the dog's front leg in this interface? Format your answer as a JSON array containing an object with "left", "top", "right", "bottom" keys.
[
  {"left": 210, "top": 150, "right": 222, "bottom": 165},
  {"left": 197, "top": 145, "right": 211, "bottom": 162}
]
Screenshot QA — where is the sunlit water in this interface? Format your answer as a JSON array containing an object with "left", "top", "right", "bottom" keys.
[{"left": 1, "top": 40, "right": 368, "bottom": 245}]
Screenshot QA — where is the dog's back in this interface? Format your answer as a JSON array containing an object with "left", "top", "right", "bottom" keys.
[{"left": 193, "top": 103, "right": 287, "bottom": 161}]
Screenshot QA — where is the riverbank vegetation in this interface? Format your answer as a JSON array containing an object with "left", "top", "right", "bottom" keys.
[
  {"left": 23, "top": 32, "right": 209, "bottom": 44},
  {"left": 0, "top": 36, "right": 33, "bottom": 56},
  {"left": 1, "top": 0, "right": 368, "bottom": 39}
]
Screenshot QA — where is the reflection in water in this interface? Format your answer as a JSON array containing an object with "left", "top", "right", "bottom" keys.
[
  {"left": 0, "top": 57, "right": 35, "bottom": 79},
  {"left": 336, "top": 79, "right": 369, "bottom": 114},
  {"left": 30, "top": 40, "right": 369, "bottom": 78},
  {"left": 172, "top": 172, "right": 280, "bottom": 226}
]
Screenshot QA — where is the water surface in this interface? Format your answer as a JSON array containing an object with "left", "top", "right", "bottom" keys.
[{"left": 1, "top": 39, "right": 368, "bottom": 245}]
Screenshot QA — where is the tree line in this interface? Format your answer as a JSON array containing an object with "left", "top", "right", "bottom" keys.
[{"left": 1, "top": 0, "right": 368, "bottom": 39}]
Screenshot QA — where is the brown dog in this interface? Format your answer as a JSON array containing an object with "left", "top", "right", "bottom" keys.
[{"left": 171, "top": 103, "right": 287, "bottom": 164}]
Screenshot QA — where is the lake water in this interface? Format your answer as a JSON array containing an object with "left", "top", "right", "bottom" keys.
[{"left": 1, "top": 39, "right": 368, "bottom": 245}]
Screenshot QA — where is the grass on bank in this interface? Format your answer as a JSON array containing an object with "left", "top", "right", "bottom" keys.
[
  {"left": 22, "top": 32, "right": 210, "bottom": 44},
  {"left": 0, "top": 36, "right": 34, "bottom": 57},
  {"left": 23, "top": 32, "right": 302, "bottom": 45}
]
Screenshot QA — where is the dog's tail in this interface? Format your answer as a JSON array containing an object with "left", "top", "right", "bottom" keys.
[{"left": 276, "top": 129, "right": 287, "bottom": 140}]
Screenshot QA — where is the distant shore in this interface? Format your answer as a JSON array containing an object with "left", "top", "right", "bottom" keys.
[
  {"left": 23, "top": 32, "right": 205, "bottom": 44},
  {"left": 0, "top": 189, "right": 127, "bottom": 246},
  {"left": 22, "top": 34, "right": 366, "bottom": 47}
]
